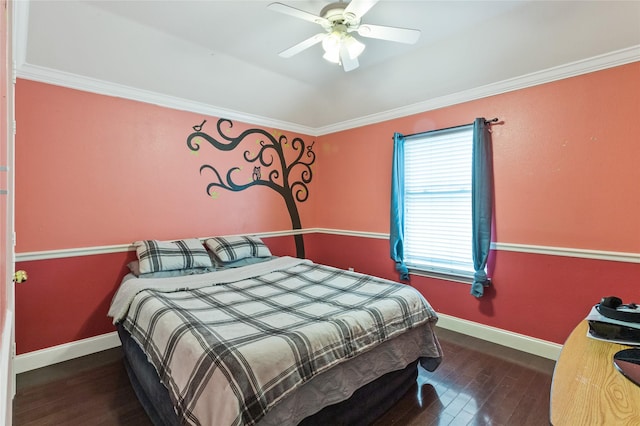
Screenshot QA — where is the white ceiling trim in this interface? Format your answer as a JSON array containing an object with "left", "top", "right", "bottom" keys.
[
  {"left": 16, "top": 62, "right": 318, "bottom": 136},
  {"left": 15, "top": 46, "right": 639, "bottom": 137},
  {"left": 12, "top": 0, "right": 317, "bottom": 135},
  {"left": 316, "top": 45, "right": 640, "bottom": 135}
]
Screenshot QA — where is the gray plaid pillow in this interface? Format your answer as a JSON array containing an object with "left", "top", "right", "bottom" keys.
[
  {"left": 133, "top": 238, "right": 213, "bottom": 274},
  {"left": 205, "top": 236, "right": 272, "bottom": 264}
]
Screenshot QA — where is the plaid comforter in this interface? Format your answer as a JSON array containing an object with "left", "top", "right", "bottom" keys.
[{"left": 109, "top": 257, "right": 440, "bottom": 426}]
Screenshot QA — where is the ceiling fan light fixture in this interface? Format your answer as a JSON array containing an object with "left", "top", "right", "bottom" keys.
[
  {"left": 322, "top": 49, "right": 341, "bottom": 64},
  {"left": 270, "top": 0, "right": 420, "bottom": 71},
  {"left": 321, "top": 31, "right": 343, "bottom": 63},
  {"left": 343, "top": 35, "right": 365, "bottom": 59},
  {"left": 322, "top": 31, "right": 365, "bottom": 65}
]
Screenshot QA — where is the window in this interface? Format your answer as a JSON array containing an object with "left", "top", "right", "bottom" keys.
[
  {"left": 403, "top": 125, "right": 474, "bottom": 278},
  {"left": 391, "top": 118, "right": 493, "bottom": 296}
]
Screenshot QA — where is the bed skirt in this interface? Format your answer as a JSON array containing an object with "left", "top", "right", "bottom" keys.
[{"left": 117, "top": 324, "right": 439, "bottom": 425}]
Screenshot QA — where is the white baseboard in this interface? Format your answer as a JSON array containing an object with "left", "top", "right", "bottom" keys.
[
  {"left": 13, "top": 314, "right": 561, "bottom": 374},
  {"left": 14, "top": 331, "right": 121, "bottom": 374},
  {"left": 436, "top": 313, "right": 562, "bottom": 360},
  {"left": 1, "top": 310, "right": 14, "bottom": 426}
]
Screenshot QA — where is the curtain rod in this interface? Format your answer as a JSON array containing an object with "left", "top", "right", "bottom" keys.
[{"left": 402, "top": 117, "right": 499, "bottom": 139}]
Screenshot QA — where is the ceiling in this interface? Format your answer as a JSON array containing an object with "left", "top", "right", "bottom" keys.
[{"left": 15, "top": 1, "right": 640, "bottom": 134}]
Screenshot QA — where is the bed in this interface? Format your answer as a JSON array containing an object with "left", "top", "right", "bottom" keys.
[{"left": 108, "top": 237, "right": 443, "bottom": 426}]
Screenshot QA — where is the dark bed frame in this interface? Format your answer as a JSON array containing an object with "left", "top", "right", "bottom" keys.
[{"left": 117, "top": 325, "right": 439, "bottom": 425}]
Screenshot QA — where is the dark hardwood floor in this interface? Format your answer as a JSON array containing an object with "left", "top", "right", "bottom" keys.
[{"left": 13, "top": 327, "right": 555, "bottom": 426}]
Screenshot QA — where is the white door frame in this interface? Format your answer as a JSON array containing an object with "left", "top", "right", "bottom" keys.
[{"left": 1, "top": 0, "right": 17, "bottom": 424}]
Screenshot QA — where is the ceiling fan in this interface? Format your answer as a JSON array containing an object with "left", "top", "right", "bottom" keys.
[{"left": 268, "top": 0, "right": 421, "bottom": 72}]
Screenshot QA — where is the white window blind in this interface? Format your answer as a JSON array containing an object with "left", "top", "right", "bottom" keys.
[{"left": 403, "top": 125, "right": 474, "bottom": 277}]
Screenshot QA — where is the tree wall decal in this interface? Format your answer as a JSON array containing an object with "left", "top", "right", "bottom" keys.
[{"left": 186, "top": 118, "right": 315, "bottom": 258}]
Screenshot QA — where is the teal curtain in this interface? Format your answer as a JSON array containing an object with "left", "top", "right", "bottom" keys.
[
  {"left": 471, "top": 118, "right": 493, "bottom": 297},
  {"left": 390, "top": 132, "right": 409, "bottom": 280}
]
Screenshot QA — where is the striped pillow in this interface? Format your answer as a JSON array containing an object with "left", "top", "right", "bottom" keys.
[
  {"left": 133, "top": 239, "right": 213, "bottom": 274},
  {"left": 205, "top": 236, "right": 272, "bottom": 264}
]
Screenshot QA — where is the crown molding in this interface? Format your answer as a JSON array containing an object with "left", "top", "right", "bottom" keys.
[
  {"left": 13, "top": 21, "right": 639, "bottom": 138},
  {"left": 16, "top": 63, "right": 318, "bottom": 137},
  {"left": 316, "top": 46, "right": 640, "bottom": 135}
]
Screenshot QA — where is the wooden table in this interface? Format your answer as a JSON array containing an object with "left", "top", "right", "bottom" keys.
[{"left": 551, "top": 320, "right": 640, "bottom": 425}]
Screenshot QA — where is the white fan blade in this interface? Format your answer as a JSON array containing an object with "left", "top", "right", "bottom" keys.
[
  {"left": 340, "top": 44, "right": 359, "bottom": 72},
  {"left": 268, "top": 2, "right": 329, "bottom": 26},
  {"left": 344, "top": 0, "right": 378, "bottom": 20},
  {"left": 279, "top": 33, "right": 327, "bottom": 58},
  {"left": 356, "top": 24, "right": 421, "bottom": 44}
]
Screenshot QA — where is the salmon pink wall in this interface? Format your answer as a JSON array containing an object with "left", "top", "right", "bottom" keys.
[
  {"left": 14, "top": 235, "right": 297, "bottom": 354},
  {"left": 308, "top": 63, "right": 640, "bottom": 344},
  {"left": 305, "top": 233, "right": 640, "bottom": 344},
  {"left": 15, "top": 80, "right": 317, "bottom": 253},
  {"left": 15, "top": 252, "right": 133, "bottom": 353},
  {"left": 14, "top": 80, "right": 316, "bottom": 354},
  {"left": 12, "top": 63, "right": 640, "bottom": 354},
  {"left": 314, "top": 62, "right": 640, "bottom": 253}
]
